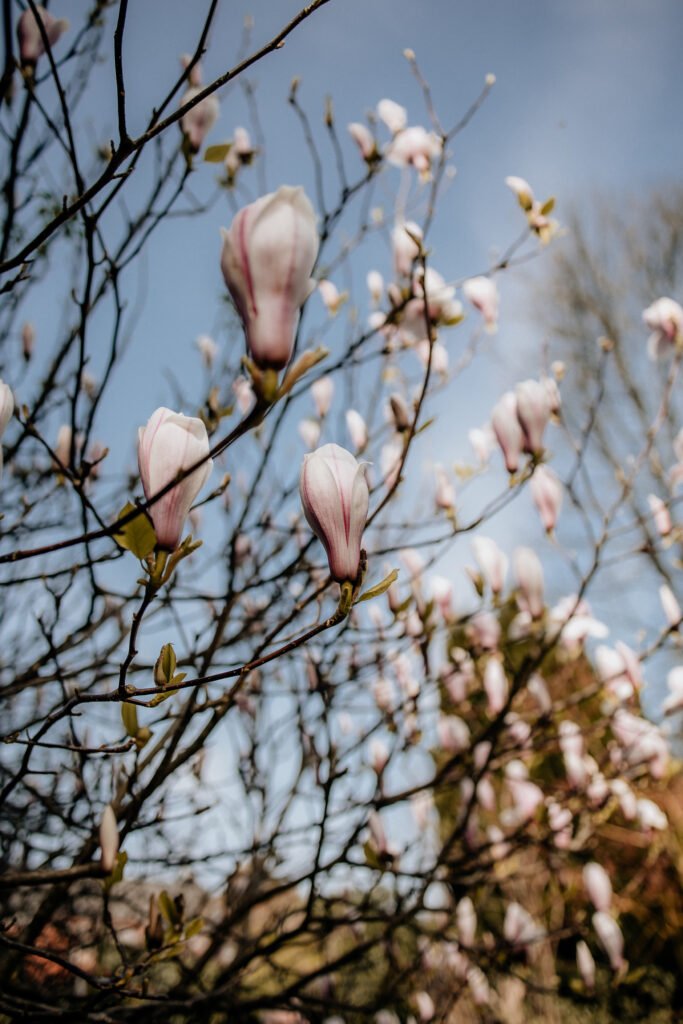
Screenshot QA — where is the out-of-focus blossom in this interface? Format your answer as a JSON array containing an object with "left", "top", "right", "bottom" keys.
[
  {"left": 583, "top": 862, "right": 612, "bottom": 912},
  {"left": 595, "top": 645, "right": 635, "bottom": 703},
  {"left": 54, "top": 424, "right": 72, "bottom": 469},
  {"left": 348, "top": 122, "right": 378, "bottom": 161},
  {"left": 0, "top": 380, "right": 13, "bottom": 476},
  {"left": 514, "top": 547, "right": 544, "bottom": 619},
  {"left": 530, "top": 464, "right": 562, "bottom": 532},
  {"left": 456, "top": 896, "right": 477, "bottom": 947},
  {"left": 415, "top": 339, "right": 449, "bottom": 377},
  {"left": 463, "top": 276, "right": 499, "bottom": 332},
  {"left": 576, "top": 941, "right": 596, "bottom": 991},
  {"left": 429, "top": 574, "right": 454, "bottom": 620},
  {"left": 505, "top": 760, "right": 543, "bottom": 822},
  {"left": 592, "top": 912, "right": 625, "bottom": 971},
  {"left": 311, "top": 376, "right": 334, "bottom": 418},
  {"left": 548, "top": 595, "right": 608, "bottom": 652},
  {"left": 663, "top": 665, "right": 683, "bottom": 715},
  {"left": 300, "top": 443, "right": 369, "bottom": 583},
  {"left": 180, "top": 53, "right": 203, "bottom": 88},
  {"left": 484, "top": 656, "right": 508, "bottom": 716},
  {"left": 611, "top": 778, "right": 637, "bottom": 820},
  {"left": 648, "top": 493, "right": 672, "bottom": 537},
  {"left": 471, "top": 536, "right": 508, "bottom": 596},
  {"left": 505, "top": 175, "right": 534, "bottom": 211},
  {"left": 298, "top": 418, "right": 321, "bottom": 450},
  {"left": 99, "top": 805, "right": 119, "bottom": 873},
  {"left": 232, "top": 375, "right": 254, "bottom": 415},
  {"left": 434, "top": 464, "right": 455, "bottom": 511},
  {"left": 367, "top": 270, "right": 384, "bottom": 304},
  {"left": 413, "top": 991, "right": 435, "bottom": 1022},
  {"left": 636, "top": 797, "right": 667, "bottom": 831},
  {"left": 369, "top": 738, "right": 389, "bottom": 774},
  {"left": 387, "top": 126, "right": 442, "bottom": 180},
  {"left": 515, "top": 379, "right": 551, "bottom": 455},
  {"left": 611, "top": 708, "right": 669, "bottom": 778},
  {"left": 138, "top": 408, "right": 213, "bottom": 550},
  {"left": 180, "top": 86, "right": 220, "bottom": 153},
  {"left": 195, "top": 333, "right": 218, "bottom": 369},
  {"left": 527, "top": 673, "right": 552, "bottom": 715},
  {"left": 660, "top": 584, "right": 681, "bottom": 627},
  {"left": 381, "top": 439, "right": 403, "bottom": 489},
  {"left": 548, "top": 800, "right": 573, "bottom": 848},
  {"left": 346, "top": 409, "right": 368, "bottom": 453},
  {"left": 318, "top": 279, "right": 346, "bottom": 316},
  {"left": 643, "top": 296, "right": 683, "bottom": 360},
  {"left": 221, "top": 186, "right": 318, "bottom": 370},
  {"left": 467, "top": 611, "right": 501, "bottom": 652},
  {"left": 377, "top": 98, "right": 407, "bottom": 134},
  {"left": 437, "top": 714, "right": 470, "bottom": 754},
  {"left": 504, "top": 902, "right": 542, "bottom": 948},
  {"left": 467, "top": 966, "right": 490, "bottom": 1006},
  {"left": 373, "top": 675, "right": 394, "bottom": 712},
  {"left": 491, "top": 391, "right": 524, "bottom": 473},
  {"left": 392, "top": 220, "right": 423, "bottom": 278},
  {"left": 388, "top": 393, "right": 411, "bottom": 432},
  {"left": 468, "top": 424, "right": 496, "bottom": 464},
  {"left": 17, "top": 5, "right": 69, "bottom": 65}
]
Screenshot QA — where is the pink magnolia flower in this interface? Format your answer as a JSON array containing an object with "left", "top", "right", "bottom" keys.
[
  {"left": 348, "top": 122, "right": 377, "bottom": 161},
  {"left": 456, "top": 896, "right": 477, "bottom": 947},
  {"left": 138, "top": 407, "right": 213, "bottom": 551},
  {"left": 463, "top": 276, "right": 499, "bottom": 332},
  {"left": 318, "top": 279, "right": 346, "bottom": 316},
  {"left": 180, "top": 86, "right": 220, "bottom": 153},
  {"left": 17, "top": 5, "right": 69, "bottom": 65},
  {"left": 515, "top": 379, "right": 551, "bottom": 455},
  {"left": 0, "top": 380, "right": 13, "bottom": 476},
  {"left": 592, "top": 912, "right": 625, "bottom": 971},
  {"left": 504, "top": 902, "right": 542, "bottom": 948},
  {"left": 643, "top": 297, "right": 683, "bottom": 360},
  {"left": 180, "top": 53, "right": 203, "bottom": 88},
  {"left": 392, "top": 220, "right": 423, "bottom": 278},
  {"left": 514, "top": 547, "right": 544, "bottom": 619},
  {"left": 660, "top": 584, "right": 681, "bottom": 627},
  {"left": 530, "top": 464, "right": 563, "bottom": 532},
  {"left": 299, "top": 443, "right": 369, "bottom": 583},
  {"left": 298, "top": 418, "right": 320, "bottom": 450},
  {"left": 504, "top": 175, "right": 534, "bottom": 211},
  {"left": 311, "top": 376, "right": 334, "bottom": 418},
  {"left": 195, "top": 333, "right": 218, "bottom": 369},
  {"left": 99, "top": 805, "right": 119, "bottom": 873},
  {"left": 471, "top": 536, "right": 508, "bottom": 595},
  {"left": 576, "top": 941, "right": 596, "bottom": 991},
  {"left": 663, "top": 665, "right": 683, "bottom": 715},
  {"left": 647, "top": 493, "right": 672, "bottom": 537},
  {"left": 367, "top": 270, "right": 384, "bottom": 304},
  {"left": 221, "top": 186, "right": 319, "bottom": 370},
  {"left": 491, "top": 391, "right": 524, "bottom": 473},
  {"left": 434, "top": 464, "right": 455, "bottom": 511},
  {"left": 346, "top": 409, "right": 368, "bottom": 452},
  {"left": 437, "top": 714, "right": 470, "bottom": 754},
  {"left": 583, "top": 862, "right": 612, "bottom": 912},
  {"left": 484, "top": 656, "right": 508, "bottom": 715},
  {"left": 21, "top": 321, "right": 35, "bottom": 361},
  {"left": 386, "top": 125, "right": 442, "bottom": 180},
  {"left": 377, "top": 98, "right": 407, "bottom": 134}
]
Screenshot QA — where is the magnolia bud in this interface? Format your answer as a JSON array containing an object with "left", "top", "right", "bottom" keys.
[
  {"left": 221, "top": 186, "right": 319, "bottom": 370},
  {"left": 491, "top": 391, "right": 524, "bottom": 473},
  {"left": 530, "top": 464, "right": 563, "bottom": 532},
  {"left": 300, "top": 443, "right": 369, "bottom": 583},
  {"left": 99, "top": 804, "right": 119, "bottom": 873}
]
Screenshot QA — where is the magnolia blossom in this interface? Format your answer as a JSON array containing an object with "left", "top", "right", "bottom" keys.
[
  {"left": 663, "top": 665, "right": 683, "bottom": 715},
  {"left": 456, "top": 896, "right": 477, "bottom": 947},
  {"left": 299, "top": 443, "right": 369, "bottom": 583},
  {"left": 377, "top": 98, "right": 407, "bottom": 134},
  {"left": 437, "top": 714, "right": 470, "bottom": 754},
  {"left": 232, "top": 375, "right": 254, "bottom": 415},
  {"left": 463, "top": 276, "right": 499, "bottom": 332},
  {"left": 504, "top": 903, "right": 542, "bottom": 948},
  {"left": 643, "top": 296, "right": 683, "bottom": 359},
  {"left": 54, "top": 424, "right": 72, "bottom": 468},
  {"left": 576, "top": 941, "right": 596, "bottom": 991},
  {"left": 138, "top": 408, "right": 213, "bottom": 550},
  {"left": 180, "top": 86, "right": 220, "bottom": 153},
  {"left": 514, "top": 547, "right": 544, "bottom": 619},
  {"left": 515, "top": 379, "right": 551, "bottom": 455},
  {"left": 388, "top": 393, "right": 411, "bottom": 432},
  {"left": 468, "top": 424, "right": 496, "bottom": 464},
  {"left": 195, "top": 333, "right": 218, "bottom": 369},
  {"left": 484, "top": 657, "right": 508, "bottom": 716},
  {"left": 471, "top": 536, "right": 508, "bottom": 595},
  {"left": 298, "top": 418, "right": 321, "bottom": 450},
  {"left": 583, "top": 862, "right": 612, "bottom": 912},
  {"left": 660, "top": 583, "right": 681, "bottom": 627},
  {"left": 367, "top": 270, "right": 384, "bottom": 304},
  {"left": 647, "top": 493, "right": 672, "bottom": 537},
  {"left": 592, "top": 912, "right": 625, "bottom": 971},
  {"left": 504, "top": 175, "right": 534, "bottom": 211},
  {"left": 221, "top": 187, "right": 318, "bottom": 370},
  {"left": 434, "top": 464, "right": 455, "bottom": 511},
  {"left": 180, "top": 53, "right": 203, "bottom": 88},
  {"left": 99, "top": 805, "right": 119, "bottom": 873},
  {"left": 318, "top": 279, "right": 346, "bottom": 316},
  {"left": 636, "top": 797, "right": 667, "bottom": 831},
  {"left": 346, "top": 409, "right": 368, "bottom": 452},
  {"left": 0, "top": 380, "right": 13, "bottom": 477},
  {"left": 17, "top": 5, "right": 69, "bottom": 65},
  {"left": 530, "top": 464, "right": 562, "bottom": 532},
  {"left": 386, "top": 126, "right": 442, "bottom": 180},
  {"left": 348, "top": 122, "right": 377, "bottom": 161},
  {"left": 311, "top": 376, "right": 334, "bottom": 418},
  {"left": 21, "top": 321, "right": 35, "bottom": 360},
  {"left": 491, "top": 391, "right": 524, "bottom": 473},
  {"left": 392, "top": 221, "right": 423, "bottom": 277}
]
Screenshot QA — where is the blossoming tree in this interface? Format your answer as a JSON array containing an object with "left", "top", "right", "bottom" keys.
[{"left": 0, "top": 3, "right": 681, "bottom": 1023}]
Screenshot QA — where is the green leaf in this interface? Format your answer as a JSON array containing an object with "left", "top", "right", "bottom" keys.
[
  {"left": 121, "top": 702, "right": 139, "bottom": 738},
  {"left": 154, "top": 643, "right": 176, "bottom": 686},
  {"left": 113, "top": 502, "right": 157, "bottom": 560},
  {"left": 363, "top": 840, "right": 384, "bottom": 871},
  {"left": 184, "top": 916, "right": 204, "bottom": 939},
  {"left": 158, "top": 890, "right": 180, "bottom": 926},
  {"left": 357, "top": 569, "right": 399, "bottom": 604},
  {"left": 540, "top": 196, "right": 555, "bottom": 216},
  {"left": 203, "top": 143, "right": 231, "bottom": 163}
]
